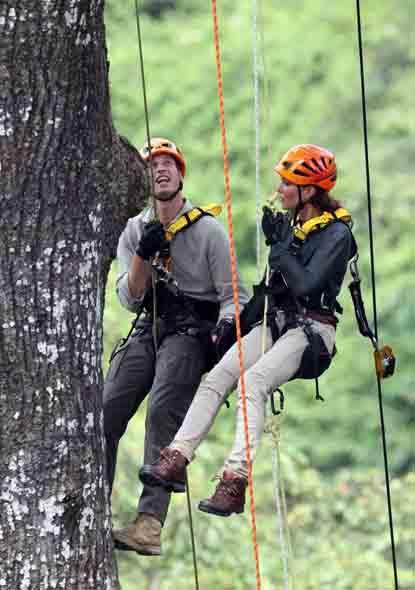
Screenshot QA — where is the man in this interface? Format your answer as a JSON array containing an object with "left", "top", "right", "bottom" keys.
[{"left": 104, "top": 137, "right": 248, "bottom": 555}]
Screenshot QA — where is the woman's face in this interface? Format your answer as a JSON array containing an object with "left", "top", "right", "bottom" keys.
[{"left": 277, "top": 178, "right": 299, "bottom": 210}]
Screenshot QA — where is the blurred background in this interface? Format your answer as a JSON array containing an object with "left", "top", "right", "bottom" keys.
[{"left": 103, "top": 1, "right": 414, "bottom": 588}]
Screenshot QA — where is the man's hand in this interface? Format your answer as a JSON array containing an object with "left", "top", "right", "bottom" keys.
[
  {"left": 212, "top": 318, "right": 236, "bottom": 361},
  {"left": 261, "top": 206, "right": 292, "bottom": 246},
  {"left": 136, "top": 220, "right": 168, "bottom": 260}
]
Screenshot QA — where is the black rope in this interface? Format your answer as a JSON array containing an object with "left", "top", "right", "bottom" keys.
[
  {"left": 134, "top": 0, "right": 155, "bottom": 199},
  {"left": 134, "top": 1, "right": 159, "bottom": 347},
  {"left": 133, "top": 6, "right": 200, "bottom": 588},
  {"left": 355, "top": 3, "right": 399, "bottom": 588},
  {"left": 185, "top": 472, "right": 200, "bottom": 590}
]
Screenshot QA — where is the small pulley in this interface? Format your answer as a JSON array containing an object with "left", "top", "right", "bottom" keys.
[{"left": 349, "top": 255, "right": 396, "bottom": 379}]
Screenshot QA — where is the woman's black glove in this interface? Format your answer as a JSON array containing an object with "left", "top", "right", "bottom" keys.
[
  {"left": 136, "top": 221, "right": 168, "bottom": 260},
  {"left": 212, "top": 318, "right": 236, "bottom": 361},
  {"left": 261, "top": 206, "right": 292, "bottom": 245}
]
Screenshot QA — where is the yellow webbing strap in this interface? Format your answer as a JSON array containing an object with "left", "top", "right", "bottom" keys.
[
  {"left": 294, "top": 207, "right": 352, "bottom": 242},
  {"left": 165, "top": 204, "right": 222, "bottom": 241}
]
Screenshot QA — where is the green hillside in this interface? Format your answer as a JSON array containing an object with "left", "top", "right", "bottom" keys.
[{"left": 103, "top": 1, "right": 414, "bottom": 588}]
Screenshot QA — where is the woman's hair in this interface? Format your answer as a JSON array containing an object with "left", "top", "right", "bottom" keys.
[{"left": 310, "top": 187, "right": 343, "bottom": 212}]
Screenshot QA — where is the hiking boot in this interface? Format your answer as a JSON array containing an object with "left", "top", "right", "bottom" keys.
[
  {"left": 139, "top": 448, "right": 187, "bottom": 493},
  {"left": 113, "top": 513, "right": 162, "bottom": 556},
  {"left": 198, "top": 470, "right": 247, "bottom": 517}
]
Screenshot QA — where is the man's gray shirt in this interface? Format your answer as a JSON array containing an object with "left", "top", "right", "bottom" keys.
[{"left": 116, "top": 199, "right": 249, "bottom": 321}]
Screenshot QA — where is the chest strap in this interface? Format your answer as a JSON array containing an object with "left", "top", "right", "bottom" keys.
[
  {"left": 293, "top": 207, "right": 352, "bottom": 242},
  {"left": 165, "top": 204, "right": 222, "bottom": 241}
]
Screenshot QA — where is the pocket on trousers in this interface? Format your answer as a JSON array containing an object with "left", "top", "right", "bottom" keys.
[
  {"left": 158, "top": 341, "right": 205, "bottom": 387},
  {"left": 106, "top": 340, "right": 130, "bottom": 382}
]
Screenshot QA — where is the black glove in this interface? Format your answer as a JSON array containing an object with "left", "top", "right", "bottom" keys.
[
  {"left": 136, "top": 220, "right": 168, "bottom": 260},
  {"left": 212, "top": 318, "right": 236, "bottom": 361},
  {"left": 261, "top": 206, "right": 292, "bottom": 246}
]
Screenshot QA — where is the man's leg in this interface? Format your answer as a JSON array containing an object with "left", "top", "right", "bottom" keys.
[
  {"left": 138, "top": 332, "right": 206, "bottom": 524},
  {"left": 103, "top": 328, "right": 155, "bottom": 493}
]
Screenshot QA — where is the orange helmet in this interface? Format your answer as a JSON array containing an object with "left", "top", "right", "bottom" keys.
[
  {"left": 275, "top": 144, "right": 337, "bottom": 191},
  {"left": 139, "top": 137, "right": 186, "bottom": 177}
]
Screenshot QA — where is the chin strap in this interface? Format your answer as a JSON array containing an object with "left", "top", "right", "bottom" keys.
[{"left": 293, "top": 186, "right": 305, "bottom": 223}]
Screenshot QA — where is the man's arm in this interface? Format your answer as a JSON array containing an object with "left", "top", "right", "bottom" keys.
[
  {"left": 128, "top": 255, "right": 151, "bottom": 299},
  {"left": 116, "top": 216, "right": 151, "bottom": 312}
]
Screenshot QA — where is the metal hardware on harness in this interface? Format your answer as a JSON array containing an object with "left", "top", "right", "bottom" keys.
[
  {"left": 271, "top": 388, "right": 285, "bottom": 415},
  {"left": 349, "top": 255, "right": 396, "bottom": 379},
  {"left": 151, "top": 259, "right": 180, "bottom": 296}
]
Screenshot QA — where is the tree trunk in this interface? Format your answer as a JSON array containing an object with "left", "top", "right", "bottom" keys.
[{"left": 0, "top": 2, "right": 147, "bottom": 588}]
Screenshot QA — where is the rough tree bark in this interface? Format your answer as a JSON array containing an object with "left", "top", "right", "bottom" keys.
[{"left": 0, "top": 2, "right": 147, "bottom": 588}]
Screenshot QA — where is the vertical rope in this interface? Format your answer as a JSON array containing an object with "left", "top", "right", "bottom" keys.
[
  {"left": 255, "top": 3, "right": 293, "bottom": 581},
  {"left": 355, "top": 3, "right": 399, "bottom": 588},
  {"left": 252, "top": 0, "right": 262, "bottom": 281},
  {"left": 185, "top": 473, "right": 200, "bottom": 590},
  {"left": 134, "top": 0, "right": 155, "bottom": 199},
  {"left": 134, "top": 5, "right": 200, "bottom": 588},
  {"left": 210, "top": 2, "right": 262, "bottom": 589},
  {"left": 270, "top": 422, "right": 291, "bottom": 590}
]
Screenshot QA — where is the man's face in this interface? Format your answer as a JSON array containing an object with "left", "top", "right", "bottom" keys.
[{"left": 150, "top": 154, "right": 182, "bottom": 201}]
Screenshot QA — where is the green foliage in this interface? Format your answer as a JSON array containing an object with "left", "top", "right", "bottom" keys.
[{"left": 103, "top": 1, "right": 414, "bottom": 588}]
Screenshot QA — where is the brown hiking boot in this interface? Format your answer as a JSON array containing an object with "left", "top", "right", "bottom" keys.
[
  {"left": 139, "top": 448, "right": 187, "bottom": 493},
  {"left": 113, "top": 513, "right": 162, "bottom": 556},
  {"left": 198, "top": 470, "right": 247, "bottom": 517}
]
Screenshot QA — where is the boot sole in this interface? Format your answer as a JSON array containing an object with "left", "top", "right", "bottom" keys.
[
  {"left": 198, "top": 501, "right": 244, "bottom": 517},
  {"left": 114, "top": 536, "right": 161, "bottom": 556},
  {"left": 139, "top": 466, "right": 185, "bottom": 493}
]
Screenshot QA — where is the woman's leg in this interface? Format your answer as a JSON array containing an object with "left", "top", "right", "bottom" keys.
[
  {"left": 170, "top": 323, "right": 270, "bottom": 461},
  {"left": 224, "top": 322, "right": 335, "bottom": 477}
]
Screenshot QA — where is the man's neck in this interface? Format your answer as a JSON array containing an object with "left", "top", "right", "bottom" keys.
[{"left": 156, "top": 194, "right": 185, "bottom": 226}]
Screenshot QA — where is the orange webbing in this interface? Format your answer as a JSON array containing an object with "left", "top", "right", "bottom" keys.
[{"left": 210, "top": 2, "right": 262, "bottom": 588}]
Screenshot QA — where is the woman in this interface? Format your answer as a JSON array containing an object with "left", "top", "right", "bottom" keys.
[{"left": 139, "top": 144, "right": 355, "bottom": 517}]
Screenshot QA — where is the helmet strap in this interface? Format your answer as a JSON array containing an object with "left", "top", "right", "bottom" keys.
[{"left": 294, "top": 185, "right": 306, "bottom": 223}]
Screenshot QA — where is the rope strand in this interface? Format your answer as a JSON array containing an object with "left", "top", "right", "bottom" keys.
[
  {"left": 134, "top": 4, "right": 200, "bottom": 587},
  {"left": 185, "top": 472, "right": 200, "bottom": 590},
  {"left": 210, "top": 2, "right": 262, "bottom": 588},
  {"left": 134, "top": 0, "right": 155, "bottom": 199},
  {"left": 355, "top": 3, "right": 399, "bottom": 588}
]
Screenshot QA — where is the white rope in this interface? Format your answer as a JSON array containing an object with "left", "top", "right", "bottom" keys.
[
  {"left": 252, "top": 0, "right": 262, "bottom": 281},
  {"left": 261, "top": 265, "right": 293, "bottom": 590},
  {"left": 253, "top": 3, "right": 293, "bottom": 587},
  {"left": 269, "top": 418, "right": 291, "bottom": 590}
]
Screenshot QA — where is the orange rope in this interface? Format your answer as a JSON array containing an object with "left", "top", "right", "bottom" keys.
[{"left": 210, "top": 2, "right": 262, "bottom": 589}]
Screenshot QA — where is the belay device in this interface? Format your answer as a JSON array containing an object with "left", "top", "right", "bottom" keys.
[{"left": 348, "top": 254, "right": 396, "bottom": 378}]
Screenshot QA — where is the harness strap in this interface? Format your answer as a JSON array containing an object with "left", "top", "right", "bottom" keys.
[
  {"left": 165, "top": 204, "right": 222, "bottom": 241},
  {"left": 293, "top": 207, "right": 352, "bottom": 242}
]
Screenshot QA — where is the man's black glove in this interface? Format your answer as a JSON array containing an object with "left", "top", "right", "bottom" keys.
[
  {"left": 261, "top": 206, "right": 292, "bottom": 246},
  {"left": 212, "top": 318, "right": 236, "bottom": 361},
  {"left": 136, "top": 220, "right": 168, "bottom": 260}
]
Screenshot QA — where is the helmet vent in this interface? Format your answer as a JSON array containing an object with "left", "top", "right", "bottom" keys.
[
  {"left": 302, "top": 161, "right": 318, "bottom": 174},
  {"left": 311, "top": 158, "right": 324, "bottom": 172}
]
